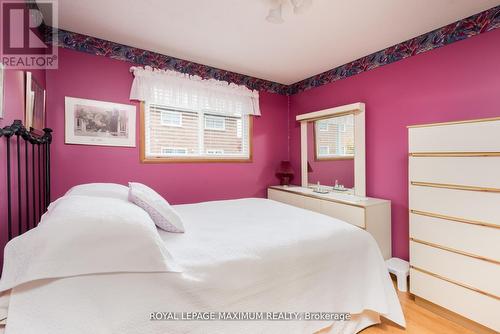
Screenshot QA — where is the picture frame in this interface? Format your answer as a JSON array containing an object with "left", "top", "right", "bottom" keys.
[
  {"left": 0, "top": 63, "right": 4, "bottom": 119},
  {"left": 65, "top": 97, "right": 136, "bottom": 147},
  {"left": 25, "top": 71, "right": 46, "bottom": 129}
]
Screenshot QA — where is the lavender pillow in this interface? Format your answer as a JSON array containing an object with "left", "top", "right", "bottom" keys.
[{"left": 128, "top": 182, "right": 184, "bottom": 233}]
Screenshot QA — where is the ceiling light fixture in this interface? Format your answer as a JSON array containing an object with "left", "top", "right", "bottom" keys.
[
  {"left": 266, "top": 0, "right": 312, "bottom": 24},
  {"left": 291, "top": 0, "right": 312, "bottom": 14},
  {"left": 266, "top": 3, "right": 284, "bottom": 24}
]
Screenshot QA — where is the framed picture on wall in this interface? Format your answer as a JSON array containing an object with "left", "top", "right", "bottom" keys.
[
  {"left": 0, "top": 63, "right": 4, "bottom": 119},
  {"left": 25, "top": 72, "right": 46, "bottom": 129},
  {"left": 65, "top": 97, "right": 136, "bottom": 147}
]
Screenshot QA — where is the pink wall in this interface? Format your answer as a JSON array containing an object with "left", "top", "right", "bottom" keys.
[
  {"left": 306, "top": 123, "right": 354, "bottom": 188},
  {"left": 45, "top": 48, "right": 289, "bottom": 204},
  {"left": 290, "top": 28, "right": 500, "bottom": 260},
  {"left": 4, "top": 17, "right": 499, "bottom": 266}
]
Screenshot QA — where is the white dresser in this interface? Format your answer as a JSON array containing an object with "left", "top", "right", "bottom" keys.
[
  {"left": 268, "top": 185, "right": 391, "bottom": 259},
  {"left": 408, "top": 118, "right": 500, "bottom": 333}
]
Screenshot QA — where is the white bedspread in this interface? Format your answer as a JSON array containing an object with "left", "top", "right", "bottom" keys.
[{"left": 2, "top": 198, "right": 404, "bottom": 334}]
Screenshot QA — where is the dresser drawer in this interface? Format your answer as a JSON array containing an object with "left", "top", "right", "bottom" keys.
[
  {"left": 409, "top": 185, "right": 500, "bottom": 226},
  {"left": 410, "top": 212, "right": 500, "bottom": 262},
  {"left": 409, "top": 156, "right": 500, "bottom": 189},
  {"left": 267, "top": 189, "right": 320, "bottom": 211},
  {"left": 409, "top": 120, "right": 500, "bottom": 153},
  {"left": 318, "top": 200, "right": 365, "bottom": 228},
  {"left": 410, "top": 268, "right": 500, "bottom": 331},
  {"left": 410, "top": 241, "right": 500, "bottom": 297}
]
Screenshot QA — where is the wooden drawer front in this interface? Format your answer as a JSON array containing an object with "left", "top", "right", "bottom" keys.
[
  {"left": 410, "top": 213, "right": 500, "bottom": 262},
  {"left": 410, "top": 241, "right": 500, "bottom": 297},
  {"left": 268, "top": 188, "right": 302, "bottom": 206},
  {"left": 409, "top": 156, "right": 500, "bottom": 189},
  {"left": 267, "top": 189, "right": 320, "bottom": 212},
  {"left": 409, "top": 186, "right": 500, "bottom": 226},
  {"left": 410, "top": 268, "right": 500, "bottom": 331},
  {"left": 409, "top": 120, "right": 500, "bottom": 153},
  {"left": 318, "top": 200, "right": 365, "bottom": 228}
]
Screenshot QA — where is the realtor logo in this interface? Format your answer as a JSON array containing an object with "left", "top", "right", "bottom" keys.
[{"left": 1, "top": 1, "right": 58, "bottom": 69}]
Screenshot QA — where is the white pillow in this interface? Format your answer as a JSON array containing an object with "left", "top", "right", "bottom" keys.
[
  {"left": 0, "top": 195, "right": 180, "bottom": 292},
  {"left": 65, "top": 183, "right": 129, "bottom": 201},
  {"left": 128, "top": 182, "right": 185, "bottom": 233}
]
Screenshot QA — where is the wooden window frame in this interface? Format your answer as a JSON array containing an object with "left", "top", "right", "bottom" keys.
[
  {"left": 204, "top": 114, "right": 226, "bottom": 131},
  {"left": 140, "top": 102, "right": 253, "bottom": 163}
]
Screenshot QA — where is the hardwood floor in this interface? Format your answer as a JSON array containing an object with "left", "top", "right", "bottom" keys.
[
  {"left": 316, "top": 279, "right": 478, "bottom": 334},
  {"left": 359, "top": 287, "right": 476, "bottom": 334}
]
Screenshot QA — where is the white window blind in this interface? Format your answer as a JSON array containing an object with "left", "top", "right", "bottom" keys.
[
  {"left": 206, "top": 149, "right": 224, "bottom": 155},
  {"left": 318, "top": 146, "right": 329, "bottom": 155},
  {"left": 161, "top": 110, "right": 182, "bottom": 127},
  {"left": 145, "top": 104, "right": 250, "bottom": 159},
  {"left": 315, "top": 114, "right": 354, "bottom": 159},
  {"left": 204, "top": 115, "right": 225, "bottom": 131},
  {"left": 161, "top": 147, "right": 188, "bottom": 155}
]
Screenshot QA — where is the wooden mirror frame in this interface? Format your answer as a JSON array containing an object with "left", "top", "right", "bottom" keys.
[{"left": 296, "top": 102, "right": 366, "bottom": 196}]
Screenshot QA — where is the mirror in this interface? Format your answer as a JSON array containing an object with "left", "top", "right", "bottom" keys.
[
  {"left": 297, "top": 103, "right": 365, "bottom": 197},
  {"left": 25, "top": 72, "right": 46, "bottom": 130},
  {"left": 307, "top": 114, "right": 355, "bottom": 190},
  {"left": 0, "top": 63, "right": 4, "bottom": 119}
]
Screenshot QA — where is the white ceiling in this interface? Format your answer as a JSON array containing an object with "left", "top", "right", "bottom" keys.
[{"left": 42, "top": 0, "right": 500, "bottom": 85}]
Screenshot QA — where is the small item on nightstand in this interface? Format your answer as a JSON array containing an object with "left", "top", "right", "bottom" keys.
[
  {"left": 313, "top": 182, "right": 329, "bottom": 194},
  {"left": 333, "top": 180, "right": 348, "bottom": 192}
]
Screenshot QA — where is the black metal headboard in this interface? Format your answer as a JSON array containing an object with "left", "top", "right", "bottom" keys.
[{"left": 1, "top": 120, "right": 52, "bottom": 241}]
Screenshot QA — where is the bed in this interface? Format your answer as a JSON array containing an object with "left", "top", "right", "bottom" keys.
[
  {"left": 0, "top": 122, "right": 404, "bottom": 334},
  {"left": 0, "top": 193, "right": 404, "bottom": 334}
]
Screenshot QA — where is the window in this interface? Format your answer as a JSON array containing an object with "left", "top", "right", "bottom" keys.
[
  {"left": 161, "top": 110, "right": 182, "bottom": 127},
  {"left": 318, "top": 146, "right": 329, "bottom": 155},
  {"left": 205, "top": 115, "right": 225, "bottom": 131},
  {"left": 132, "top": 66, "right": 259, "bottom": 163},
  {"left": 161, "top": 147, "right": 188, "bottom": 156},
  {"left": 236, "top": 119, "right": 242, "bottom": 138},
  {"left": 143, "top": 104, "right": 251, "bottom": 161},
  {"left": 314, "top": 114, "right": 354, "bottom": 160},
  {"left": 318, "top": 121, "right": 328, "bottom": 131},
  {"left": 206, "top": 149, "right": 224, "bottom": 155}
]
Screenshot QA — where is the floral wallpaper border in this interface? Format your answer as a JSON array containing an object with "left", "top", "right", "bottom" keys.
[
  {"left": 288, "top": 5, "right": 500, "bottom": 94},
  {"left": 43, "top": 27, "right": 289, "bottom": 95},
  {"left": 43, "top": 5, "right": 499, "bottom": 95}
]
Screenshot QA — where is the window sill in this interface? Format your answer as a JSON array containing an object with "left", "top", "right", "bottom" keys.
[
  {"left": 315, "top": 156, "right": 355, "bottom": 161},
  {"left": 140, "top": 156, "right": 252, "bottom": 163}
]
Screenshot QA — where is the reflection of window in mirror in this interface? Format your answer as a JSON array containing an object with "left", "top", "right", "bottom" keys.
[{"left": 314, "top": 114, "right": 354, "bottom": 160}]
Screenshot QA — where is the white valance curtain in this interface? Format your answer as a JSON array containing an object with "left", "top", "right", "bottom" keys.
[{"left": 129, "top": 66, "right": 261, "bottom": 116}]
